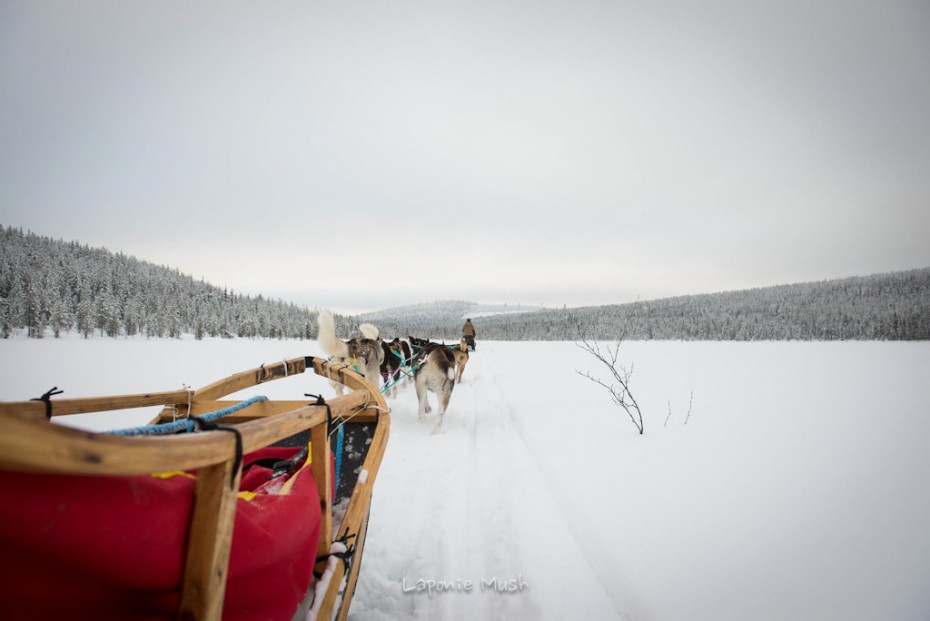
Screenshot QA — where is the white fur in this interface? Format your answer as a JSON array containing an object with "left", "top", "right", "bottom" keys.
[
  {"left": 316, "top": 310, "right": 383, "bottom": 394},
  {"left": 415, "top": 347, "right": 456, "bottom": 433},
  {"left": 317, "top": 310, "right": 348, "bottom": 358}
]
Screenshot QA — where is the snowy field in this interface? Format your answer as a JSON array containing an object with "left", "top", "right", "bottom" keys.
[{"left": 1, "top": 337, "right": 929, "bottom": 621}]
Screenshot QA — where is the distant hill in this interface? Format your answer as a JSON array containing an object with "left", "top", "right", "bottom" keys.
[
  {"left": 359, "top": 301, "right": 547, "bottom": 333},
  {"left": 365, "top": 270, "right": 930, "bottom": 342},
  {"left": 359, "top": 300, "right": 475, "bottom": 327}
]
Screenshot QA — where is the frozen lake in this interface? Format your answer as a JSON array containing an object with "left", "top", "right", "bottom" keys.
[{"left": 1, "top": 337, "right": 928, "bottom": 620}]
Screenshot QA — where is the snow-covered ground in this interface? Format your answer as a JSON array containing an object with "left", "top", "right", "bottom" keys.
[{"left": 1, "top": 337, "right": 929, "bottom": 621}]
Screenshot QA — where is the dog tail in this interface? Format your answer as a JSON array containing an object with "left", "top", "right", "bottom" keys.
[
  {"left": 359, "top": 323, "right": 380, "bottom": 340},
  {"left": 317, "top": 310, "right": 349, "bottom": 358},
  {"left": 447, "top": 366, "right": 455, "bottom": 381}
]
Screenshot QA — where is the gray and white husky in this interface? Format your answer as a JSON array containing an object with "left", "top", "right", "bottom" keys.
[
  {"left": 317, "top": 309, "right": 384, "bottom": 395},
  {"left": 415, "top": 344, "right": 456, "bottom": 433}
]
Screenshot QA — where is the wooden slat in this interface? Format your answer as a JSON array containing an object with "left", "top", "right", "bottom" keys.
[
  {"left": 0, "top": 411, "right": 230, "bottom": 475},
  {"left": 332, "top": 408, "right": 380, "bottom": 424},
  {"left": 0, "top": 390, "right": 192, "bottom": 418},
  {"left": 0, "top": 401, "right": 48, "bottom": 422},
  {"left": 311, "top": 357, "right": 376, "bottom": 395},
  {"left": 179, "top": 456, "right": 242, "bottom": 621},
  {"left": 236, "top": 405, "right": 329, "bottom": 456},
  {"left": 336, "top": 508, "right": 372, "bottom": 621},
  {"left": 165, "top": 393, "right": 368, "bottom": 423},
  {"left": 317, "top": 562, "right": 347, "bottom": 620},
  {"left": 194, "top": 358, "right": 307, "bottom": 401},
  {"left": 187, "top": 399, "right": 314, "bottom": 419},
  {"left": 0, "top": 405, "right": 329, "bottom": 476},
  {"left": 312, "top": 420, "right": 333, "bottom": 571}
]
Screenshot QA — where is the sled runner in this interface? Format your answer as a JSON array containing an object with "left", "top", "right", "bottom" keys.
[{"left": 0, "top": 356, "right": 389, "bottom": 621}]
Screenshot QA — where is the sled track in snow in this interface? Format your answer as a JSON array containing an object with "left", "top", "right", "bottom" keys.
[
  {"left": 351, "top": 344, "right": 626, "bottom": 621},
  {"left": 480, "top": 366, "right": 630, "bottom": 620}
]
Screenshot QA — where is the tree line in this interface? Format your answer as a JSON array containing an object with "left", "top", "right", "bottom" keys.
[
  {"left": 0, "top": 226, "right": 337, "bottom": 339},
  {"left": 368, "top": 271, "right": 930, "bottom": 342},
  {"left": 3, "top": 225, "right": 928, "bottom": 341}
]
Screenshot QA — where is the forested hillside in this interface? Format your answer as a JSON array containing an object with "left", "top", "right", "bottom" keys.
[
  {"left": 359, "top": 300, "right": 544, "bottom": 333},
  {"left": 371, "top": 270, "right": 930, "bottom": 341},
  {"left": 0, "top": 226, "right": 348, "bottom": 339}
]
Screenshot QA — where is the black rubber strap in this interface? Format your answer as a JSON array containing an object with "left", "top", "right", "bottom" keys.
[
  {"left": 31, "top": 387, "right": 63, "bottom": 420},
  {"left": 191, "top": 417, "right": 243, "bottom": 489}
]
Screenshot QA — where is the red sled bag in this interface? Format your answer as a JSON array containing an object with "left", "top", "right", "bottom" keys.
[{"left": 0, "top": 446, "right": 322, "bottom": 621}]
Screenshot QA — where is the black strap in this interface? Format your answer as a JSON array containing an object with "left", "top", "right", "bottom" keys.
[
  {"left": 305, "top": 393, "right": 333, "bottom": 428},
  {"left": 313, "top": 532, "right": 358, "bottom": 578},
  {"left": 245, "top": 444, "right": 309, "bottom": 480},
  {"left": 191, "top": 417, "right": 243, "bottom": 489},
  {"left": 31, "top": 387, "right": 63, "bottom": 420}
]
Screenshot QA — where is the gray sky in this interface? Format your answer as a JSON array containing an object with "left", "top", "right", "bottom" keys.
[{"left": 2, "top": 1, "right": 929, "bottom": 315}]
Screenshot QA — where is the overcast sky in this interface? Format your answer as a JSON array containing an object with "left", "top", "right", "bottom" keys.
[{"left": 2, "top": 1, "right": 928, "bottom": 314}]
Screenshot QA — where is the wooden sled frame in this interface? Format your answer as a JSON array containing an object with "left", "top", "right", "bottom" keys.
[{"left": 0, "top": 356, "right": 390, "bottom": 621}]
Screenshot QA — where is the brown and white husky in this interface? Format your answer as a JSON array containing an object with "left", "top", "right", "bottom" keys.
[
  {"left": 415, "top": 344, "right": 456, "bottom": 433},
  {"left": 453, "top": 338, "right": 469, "bottom": 383},
  {"left": 316, "top": 310, "right": 384, "bottom": 395}
]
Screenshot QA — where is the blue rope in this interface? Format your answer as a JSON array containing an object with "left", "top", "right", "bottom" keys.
[
  {"left": 334, "top": 423, "right": 344, "bottom": 488},
  {"left": 105, "top": 395, "right": 269, "bottom": 436},
  {"left": 306, "top": 393, "right": 344, "bottom": 495},
  {"left": 381, "top": 363, "right": 422, "bottom": 394}
]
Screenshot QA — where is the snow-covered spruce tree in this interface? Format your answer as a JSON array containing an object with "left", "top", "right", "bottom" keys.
[{"left": 0, "top": 296, "right": 11, "bottom": 338}]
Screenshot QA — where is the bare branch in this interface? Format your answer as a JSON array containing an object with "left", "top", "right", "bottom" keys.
[
  {"left": 683, "top": 391, "right": 694, "bottom": 425},
  {"left": 571, "top": 310, "right": 644, "bottom": 434}
]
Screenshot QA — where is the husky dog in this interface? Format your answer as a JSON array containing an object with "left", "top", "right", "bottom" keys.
[
  {"left": 407, "top": 336, "right": 438, "bottom": 370},
  {"left": 415, "top": 344, "right": 456, "bottom": 433},
  {"left": 394, "top": 337, "right": 415, "bottom": 384},
  {"left": 407, "top": 336, "right": 433, "bottom": 357},
  {"left": 395, "top": 338, "right": 416, "bottom": 388},
  {"left": 380, "top": 339, "right": 406, "bottom": 399},
  {"left": 453, "top": 338, "right": 470, "bottom": 383},
  {"left": 316, "top": 310, "right": 384, "bottom": 394},
  {"left": 395, "top": 338, "right": 413, "bottom": 369}
]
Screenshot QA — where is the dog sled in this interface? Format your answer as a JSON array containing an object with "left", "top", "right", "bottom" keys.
[{"left": 0, "top": 356, "right": 389, "bottom": 621}]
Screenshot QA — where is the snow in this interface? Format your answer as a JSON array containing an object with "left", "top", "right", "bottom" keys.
[
  {"left": 1, "top": 337, "right": 929, "bottom": 620},
  {"left": 309, "top": 540, "right": 350, "bottom": 620}
]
